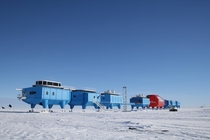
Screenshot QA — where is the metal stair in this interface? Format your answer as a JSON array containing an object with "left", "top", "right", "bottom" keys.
[{"left": 93, "top": 99, "right": 106, "bottom": 111}]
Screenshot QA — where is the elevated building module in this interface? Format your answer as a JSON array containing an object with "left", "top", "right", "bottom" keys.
[
  {"left": 146, "top": 94, "right": 165, "bottom": 108},
  {"left": 164, "top": 100, "right": 180, "bottom": 108},
  {"left": 68, "top": 89, "right": 101, "bottom": 110},
  {"left": 164, "top": 100, "right": 171, "bottom": 108},
  {"left": 130, "top": 94, "right": 150, "bottom": 110},
  {"left": 17, "top": 80, "right": 71, "bottom": 111},
  {"left": 100, "top": 90, "right": 123, "bottom": 109},
  {"left": 170, "top": 100, "right": 176, "bottom": 108},
  {"left": 175, "top": 101, "right": 180, "bottom": 108}
]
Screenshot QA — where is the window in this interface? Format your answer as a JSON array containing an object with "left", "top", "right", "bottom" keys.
[
  {"left": 53, "top": 83, "right": 58, "bottom": 86},
  {"left": 43, "top": 81, "right": 46, "bottom": 85},
  {"left": 30, "top": 91, "right": 36, "bottom": 95},
  {"left": 38, "top": 81, "right": 42, "bottom": 85},
  {"left": 103, "top": 98, "right": 105, "bottom": 99},
  {"left": 48, "top": 82, "right": 52, "bottom": 85},
  {"left": 46, "top": 91, "right": 48, "bottom": 95},
  {"left": 73, "top": 95, "right": 76, "bottom": 97},
  {"left": 94, "top": 96, "right": 95, "bottom": 98},
  {"left": 52, "top": 92, "right": 55, "bottom": 95},
  {"left": 59, "top": 83, "right": 61, "bottom": 87}
]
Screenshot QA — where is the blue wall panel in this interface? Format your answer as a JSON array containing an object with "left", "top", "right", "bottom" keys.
[
  {"left": 100, "top": 94, "right": 123, "bottom": 109},
  {"left": 22, "top": 87, "right": 42, "bottom": 105},
  {"left": 130, "top": 97, "right": 150, "bottom": 109},
  {"left": 22, "top": 86, "right": 71, "bottom": 110},
  {"left": 69, "top": 91, "right": 101, "bottom": 109},
  {"left": 175, "top": 101, "right": 180, "bottom": 108},
  {"left": 164, "top": 100, "right": 171, "bottom": 108}
]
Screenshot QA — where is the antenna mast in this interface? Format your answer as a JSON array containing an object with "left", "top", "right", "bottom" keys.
[{"left": 123, "top": 86, "right": 127, "bottom": 112}]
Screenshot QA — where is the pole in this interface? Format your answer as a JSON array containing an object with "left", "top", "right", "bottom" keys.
[{"left": 123, "top": 86, "right": 127, "bottom": 112}]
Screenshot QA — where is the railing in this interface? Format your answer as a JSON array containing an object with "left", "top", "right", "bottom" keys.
[
  {"left": 93, "top": 99, "right": 106, "bottom": 110},
  {"left": 62, "top": 86, "right": 76, "bottom": 90},
  {"left": 17, "top": 94, "right": 26, "bottom": 100}
]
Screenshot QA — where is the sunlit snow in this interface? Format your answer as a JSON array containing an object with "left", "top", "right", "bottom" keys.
[{"left": 0, "top": 107, "right": 210, "bottom": 140}]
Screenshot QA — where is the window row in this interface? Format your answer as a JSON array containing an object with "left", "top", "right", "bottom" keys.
[
  {"left": 46, "top": 91, "right": 55, "bottom": 95},
  {"left": 29, "top": 91, "right": 55, "bottom": 95},
  {"left": 36, "top": 81, "right": 61, "bottom": 87}
]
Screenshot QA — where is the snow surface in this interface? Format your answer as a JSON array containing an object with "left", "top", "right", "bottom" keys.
[{"left": 0, "top": 108, "right": 210, "bottom": 140}]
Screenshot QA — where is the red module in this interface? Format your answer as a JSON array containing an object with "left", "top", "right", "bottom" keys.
[{"left": 146, "top": 94, "right": 165, "bottom": 108}]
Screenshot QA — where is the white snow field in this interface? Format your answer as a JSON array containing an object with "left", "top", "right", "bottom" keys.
[{"left": 0, "top": 108, "right": 210, "bottom": 140}]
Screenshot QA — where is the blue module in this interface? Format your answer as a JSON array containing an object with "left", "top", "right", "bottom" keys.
[
  {"left": 100, "top": 90, "right": 123, "bottom": 109},
  {"left": 130, "top": 95, "right": 150, "bottom": 110},
  {"left": 170, "top": 100, "right": 176, "bottom": 108},
  {"left": 68, "top": 89, "right": 101, "bottom": 110},
  {"left": 165, "top": 100, "right": 180, "bottom": 108},
  {"left": 17, "top": 80, "right": 71, "bottom": 112},
  {"left": 175, "top": 101, "right": 180, "bottom": 108},
  {"left": 164, "top": 100, "right": 171, "bottom": 108}
]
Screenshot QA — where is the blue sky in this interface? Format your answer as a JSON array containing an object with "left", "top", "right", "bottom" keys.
[{"left": 0, "top": 0, "right": 209, "bottom": 108}]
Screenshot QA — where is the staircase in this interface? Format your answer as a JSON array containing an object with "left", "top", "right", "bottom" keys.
[{"left": 93, "top": 99, "right": 106, "bottom": 111}]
